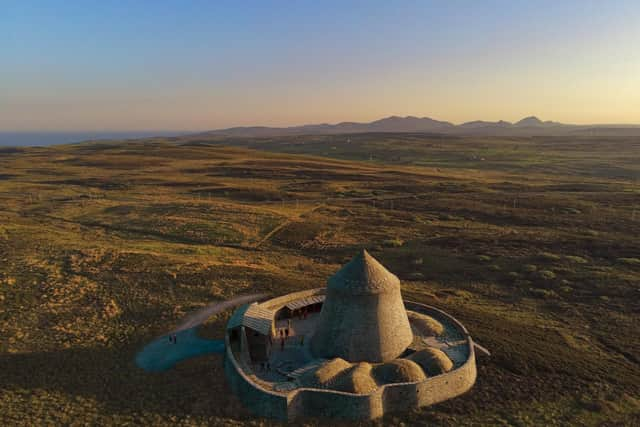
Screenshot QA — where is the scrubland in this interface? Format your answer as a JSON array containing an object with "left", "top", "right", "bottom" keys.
[{"left": 1, "top": 134, "right": 639, "bottom": 425}]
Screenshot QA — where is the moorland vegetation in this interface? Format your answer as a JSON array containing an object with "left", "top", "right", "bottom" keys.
[{"left": 1, "top": 133, "right": 639, "bottom": 425}]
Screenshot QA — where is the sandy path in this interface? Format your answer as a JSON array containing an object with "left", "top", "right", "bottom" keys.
[
  {"left": 137, "top": 293, "right": 269, "bottom": 372},
  {"left": 170, "top": 293, "right": 268, "bottom": 334},
  {"left": 253, "top": 204, "right": 324, "bottom": 249}
]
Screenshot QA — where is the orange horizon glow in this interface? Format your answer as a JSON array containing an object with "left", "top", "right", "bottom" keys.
[{"left": 3, "top": 1, "right": 639, "bottom": 132}]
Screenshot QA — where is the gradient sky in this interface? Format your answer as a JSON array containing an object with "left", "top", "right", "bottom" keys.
[{"left": 2, "top": 0, "right": 640, "bottom": 131}]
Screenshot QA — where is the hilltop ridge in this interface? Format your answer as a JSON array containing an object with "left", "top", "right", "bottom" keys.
[{"left": 200, "top": 115, "right": 640, "bottom": 138}]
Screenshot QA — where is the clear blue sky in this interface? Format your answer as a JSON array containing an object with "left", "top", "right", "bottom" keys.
[{"left": 2, "top": 0, "right": 639, "bottom": 131}]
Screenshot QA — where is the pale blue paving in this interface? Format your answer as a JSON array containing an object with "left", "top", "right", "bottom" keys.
[{"left": 135, "top": 327, "right": 225, "bottom": 372}]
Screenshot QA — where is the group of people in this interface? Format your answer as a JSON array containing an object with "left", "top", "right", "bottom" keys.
[
  {"left": 277, "top": 326, "right": 291, "bottom": 340},
  {"left": 259, "top": 361, "right": 271, "bottom": 372},
  {"left": 273, "top": 320, "right": 307, "bottom": 350},
  {"left": 275, "top": 318, "right": 293, "bottom": 351},
  {"left": 297, "top": 307, "right": 310, "bottom": 320},
  {"left": 274, "top": 329, "right": 305, "bottom": 351}
]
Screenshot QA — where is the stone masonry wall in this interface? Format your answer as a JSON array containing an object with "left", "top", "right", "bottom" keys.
[
  {"left": 225, "top": 295, "right": 477, "bottom": 421},
  {"left": 223, "top": 335, "right": 288, "bottom": 420},
  {"left": 288, "top": 388, "right": 383, "bottom": 421}
]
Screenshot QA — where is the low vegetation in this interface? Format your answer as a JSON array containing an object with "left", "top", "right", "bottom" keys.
[{"left": 1, "top": 134, "right": 639, "bottom": 425}]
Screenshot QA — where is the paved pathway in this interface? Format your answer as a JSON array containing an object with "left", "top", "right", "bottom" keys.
[
  {"left": 135, "top": 327, "right": 225, "bottom": 372},
  {"left": 136, "top": 293, "right": 267, "bottom": 372}
]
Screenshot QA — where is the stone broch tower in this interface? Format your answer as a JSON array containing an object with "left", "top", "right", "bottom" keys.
[{"left": 311, "top": 250, "right": 413, "bottom": 362}]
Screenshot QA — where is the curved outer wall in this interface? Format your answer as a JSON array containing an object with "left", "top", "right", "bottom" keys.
[
  {"left": 286, "top": 349, "right": 476, "bottom": 420},
  {"left": 223, "top": 333, "right": 289, "bottom": 420},
  {"left": 224, "top": 293, "right": 477, "bottom": 421},
  {"left": 311, "top": 285, "right": 413, "bottom": 362}
]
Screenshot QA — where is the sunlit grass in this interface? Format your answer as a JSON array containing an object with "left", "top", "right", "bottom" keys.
[{"left": 0, "top": 135, "right": 638, "bottom": 425}]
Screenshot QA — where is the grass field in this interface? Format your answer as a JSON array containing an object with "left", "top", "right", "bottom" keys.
[{"left": 1, "top": 133, "right": 639, "bottom": 426}]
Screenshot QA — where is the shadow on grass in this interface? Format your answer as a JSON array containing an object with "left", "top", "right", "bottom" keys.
[
  {"left": 135, "top": 328, "right": 225, "bottom": 372},
  {"left": 0, "top": 342, "right": 251, "bottom": 421}
]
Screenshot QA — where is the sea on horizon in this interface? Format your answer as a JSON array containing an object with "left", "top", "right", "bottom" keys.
[{"left": 0, "top": 131, "right": 184, "bottom": 147}]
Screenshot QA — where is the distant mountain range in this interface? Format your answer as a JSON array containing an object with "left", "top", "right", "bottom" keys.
[{"left": 200, "top": 116, "right": 640, "bottom": 137}]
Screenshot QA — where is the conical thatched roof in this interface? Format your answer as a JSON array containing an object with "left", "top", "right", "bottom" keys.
[
  {"left": 311, "top": 250, "right": 413, "bottom": 362},
  {"left": 327, "top": 249, "right": 400, "bottom": 295}
]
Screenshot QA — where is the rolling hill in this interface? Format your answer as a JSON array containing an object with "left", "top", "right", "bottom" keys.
[{"left": 199, "top": 115, "right": 640, "bottom": 138}]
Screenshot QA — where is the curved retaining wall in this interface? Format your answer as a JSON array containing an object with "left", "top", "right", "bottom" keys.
[
  {"left": 224, "top": 293, "right": 477, "bottom": 421},
  {"left": 223, "top": 334, "right": 289, "bottom": 420}
]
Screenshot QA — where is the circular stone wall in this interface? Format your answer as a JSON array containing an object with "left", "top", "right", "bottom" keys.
[{"left": 223, "top": 289, "right": 477, "bottom": 421}]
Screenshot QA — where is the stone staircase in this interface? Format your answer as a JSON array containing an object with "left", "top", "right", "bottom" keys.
[{"left": 286, "top": 359, "right": 325, "bottom": 381}]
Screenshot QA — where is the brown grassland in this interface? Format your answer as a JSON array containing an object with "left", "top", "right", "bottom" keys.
[{"left": 1, "top": 133, "right": 639, "bottom": 425}]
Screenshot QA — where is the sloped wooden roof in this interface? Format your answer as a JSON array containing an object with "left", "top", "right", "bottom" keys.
[
  {"left": 285, "top": 295, "right": 325, "bottom": 311},
  {"left": 227, "top": 303, "right": 274, "bottom": 335}
]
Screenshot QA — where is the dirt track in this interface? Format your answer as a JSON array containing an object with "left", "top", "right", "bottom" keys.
[{"left": 170, "top": 293, "right": 268, "bottom": 334}]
